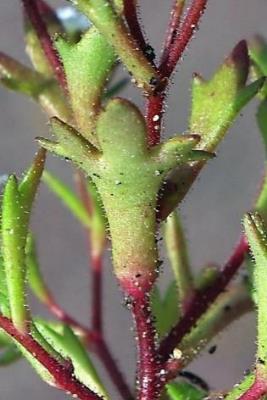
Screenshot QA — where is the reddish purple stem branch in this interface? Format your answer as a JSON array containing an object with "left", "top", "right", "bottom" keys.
[
  {"left": 238, "top": 377, "right": 267, "bottom": 400},
  {"left": 159, "top": 235, "right": 248, "bottom": 361},
  {"left": 160, "top": 0, "right": 208, "bottom": 78},
  {"left": 160, "top": 0, "right": 185, "bottom": 65},
  {"left": 91, "top": 255, "right": 103, "bottom": 333},
  {"left": 0, "top": 315, "right": 101, "bottom": 400},
  {"left": 123, "top": 0, "right": 148, "bottom": 55},
  {"left": 132, "top": 294, "right": 161, "bottom": 400},
  {"left": 21, "top": 0, "right": 67, "bottom": 92}
]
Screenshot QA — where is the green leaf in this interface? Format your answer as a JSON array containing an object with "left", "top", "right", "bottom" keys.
[
  {"left": 1, "top": 176, "right": 28, "bottom": 333},
  {"left": 25, "top": 235, "right": 50, "bottom": 304},
  {"left": 56, "top": 26, "right": 116, "bottom": 143},
  {"left": 243, "top": 212, "right": 267, "bottom": 364},
  {"left": 86, "top": 179, "right": 106, "bottom": 257},
  {"left": 190, "top": 41, "right": 264, "bottom": 152},
  {"left": 164, "top": 211, "right": 193, "bottom": 310},
  {"left": 0, "top": 53, "right": 70, "bottom": 120},
  {"left": 72, "top": 0, "right": 159, "bottom": 94},
  {"left": 256, "top": 100, "right": 267, "bottom": 154},
  {"left": 37, "top": 117, "right": 100, "bottom": 170},
  {"left": 151, "top": 282, "right": 179, "bottom": 338},
  {"left": 225, "top": 374, "right": 255, "bottom": 400},
  {"left": 19, "top": 148, "right": 46, "bottom": 225},
  {"left": 166, "top": 381, "right": 206, "bottom": 400},
  {"left": 36, "top": 321, "right": 109, "bottom": 398},
  {"left": 43, "top": 170, "right": 92, "bottom": 228},
  {"left": 0, "top": 52, "right": 48, "bottom": 97},
  {"left": 0, "top": 344, "right": 21, "bottom": 366}
]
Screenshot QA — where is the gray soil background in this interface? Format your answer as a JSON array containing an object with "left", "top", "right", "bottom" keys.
[{"left": 0, "top": 0, "right": 266, "bottom": 398}]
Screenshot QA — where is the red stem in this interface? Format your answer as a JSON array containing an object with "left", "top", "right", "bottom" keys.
[
  {"left": 21, "top": 0, "right": 67, "bottom": 92},
  {"left": 146, "top": 93, "right": 165, "bottom": 147},
  {"left": 91, "top": 255, "right": 103, "bottom": 333},
  {"left": 160, "top": 0, "right": 185, "bottom": 65},
  {"left": 0, "top": 314, "right": 101, "bottom": 400},
  {"left": 123, "top": 0, "right": 148, "bottom": 55},
  {"left": 132, "top": 294, "right": 161, "bottom": 400},
  {"left": 160, "top": 0, "right": 208, "bottom": 78},
  {"left": 159, "top": 235, "right": 248, "bottom": 361},
  {"left": 238, "top": 377, "right": 267, "bottom": 400}
]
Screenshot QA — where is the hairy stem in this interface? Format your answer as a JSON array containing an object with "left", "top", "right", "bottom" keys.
[
  {"left": 0, "top": 314, "right": 101, "bottom": 400},
  {"left": 123, "top": 0, "right": 148, "bottom": 56},
  {"left": 132, "top": 294, "right": 161, "bottom": 400},
  {"left": 159, "top": 235, "right": 248, "bottom": 361},
  {"left": 160, "top": 0, "right": 208, "bottom": 77},
  {"left": 237, "top": 377, "right": 267, "bottom": 400},
  {"left": 160, "top": 0, "right": 185, "bottom": 64},
  {"left": 21, "top": 0, "right": 67, "bottom": 91}
]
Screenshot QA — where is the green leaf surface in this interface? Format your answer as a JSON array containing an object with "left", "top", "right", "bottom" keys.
[
  {"left": 244, "top": 212, "right": 267, "bottom": 364},
  {"left": 164, "top": 211, "right": 193, "bottom": 310},
  {"left": 19, "top": 148, "right": 46, "bottom": 225},
  {"left": 1, "top": 176, "right": 28, "bottom": 332},
  {"left": 225, "top": 374, "right": 255, "bottom": 400},
  {"left": 72, "top": 0, "right": 159, "bottom": 94},
  {"left": 43, "top": 170, "right": 92, "bottom": 228},
  {"left": 166, "top": 381, "right": 206, "bottom": 400},
  {"left": 26, "top": 235, "right": 50, "bottom": 304},
  {"left": 56, "top": 27, "right": 116, "bottom": 142},
  {"left": 190, "top": 41, "right": 264, "bottom": 152},
  {"left": 0, "top": 344, "right": 21, "bottom": 366},
  {"left": 36, "top": 321, "right": 109, "bottom": 398},
  {"left": 151, "top": 282, "right": 179, "bottom": 338}
]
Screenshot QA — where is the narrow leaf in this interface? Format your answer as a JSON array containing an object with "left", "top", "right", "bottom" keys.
[
  {"left": 43, "top": 171, "right": 92, "bottom": 228},
  {"left": 1, "top": 176, "right": 28, "bottom": 333},
  {"left": 166, "top": 381, "right": 206, "bottom": 400},
  {"left": 244, "top": 212, "right": 267, "bottom": 365},
  {"left": 36, "top": 321, "right": 109, "bottom": 398},
  {"left": 0, "top": 344, "right": 21, "bottom": 366},
  {"left": 164, "top": 211, "right": 193, "bottom": 311}
]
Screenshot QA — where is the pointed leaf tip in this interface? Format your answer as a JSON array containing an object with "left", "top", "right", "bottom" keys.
[{"left": 227, "top": 40, "right": 249, "bottom": 84}]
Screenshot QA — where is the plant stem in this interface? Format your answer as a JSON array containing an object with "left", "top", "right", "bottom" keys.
[
  {"left": 159, "top": 235, "right": 248, "bottom": 361},
  {"left": 91, "top": 254, "right": 103, "bottom": 334},
  {"left": 0, "top": 314, "right": 101, "bottom": 400},
  {"left": 160, "top": 0, "right": 208, "bottom": 77},
  {"left": 146, "top": 93, "right": 165, "bottom": 147},
  {"left": 74, "top": 173, "right": 133, "bottom": 400},
  {"left": 237, "top": 377, "right": 267, "bottom": 400},
  {"left": 21, "top": 0, "right": 67, "bottom": 92},
  {"left": 132, "top": 293, "right": 161, "bottom": 400},
  {"left": 146, "top": 0, "right": 208, "bottom": 146},
  {"left": 123, "top": 0, "right": 148, "bottom": 55},
  {"left": 160, "top": 0, "right": 185, "bottom": 64}
]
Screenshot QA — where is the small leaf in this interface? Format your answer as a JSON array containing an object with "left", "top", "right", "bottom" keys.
[
  {"left": 256, "top": 100, "right": 267, "bottom": 154},
  {"left": 43, "top": 171, "right": 92, "bottom": 228},
  {"left": 0, "top": 344, "right": 21, "bottom": 366},
  {"left": 1, "top": 176, "right": 28, "bottom": 333},
  {"left": 190, "top": 41, "right": 264, "bottom": 152},
  {"left": 56, "top": 26, "right": 116, "bottom": 142},
  {"left": 164, "top": 211, "right": 193, "bottom": 311},
  {"left": 166, "top": 381, "right": 206, "bottom": 400},
  {"left": 37, "top": 117, "right": 100, "bottom": 170},
  {"left": 19, "top": 148, "right": 46, "bottom": 225},
  {"left": 36, "top": 321, "right": 109, "bottom": 398},
  {"left": 151, "top": 282, "right": 179, "bottom": 338},
  {"left": 0, "top": 52, "right": 48, "bottom": 97},
  {"left": 243, "top": 212, "right": 267, "bottom": 364},
  {"left": 26, "top": 235, "right": 50, "bottom": 304}
]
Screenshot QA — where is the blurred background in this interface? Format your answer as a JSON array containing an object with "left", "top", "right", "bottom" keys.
[{"left": 0, "top": 0, "right": 266, "bottom": 398}]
